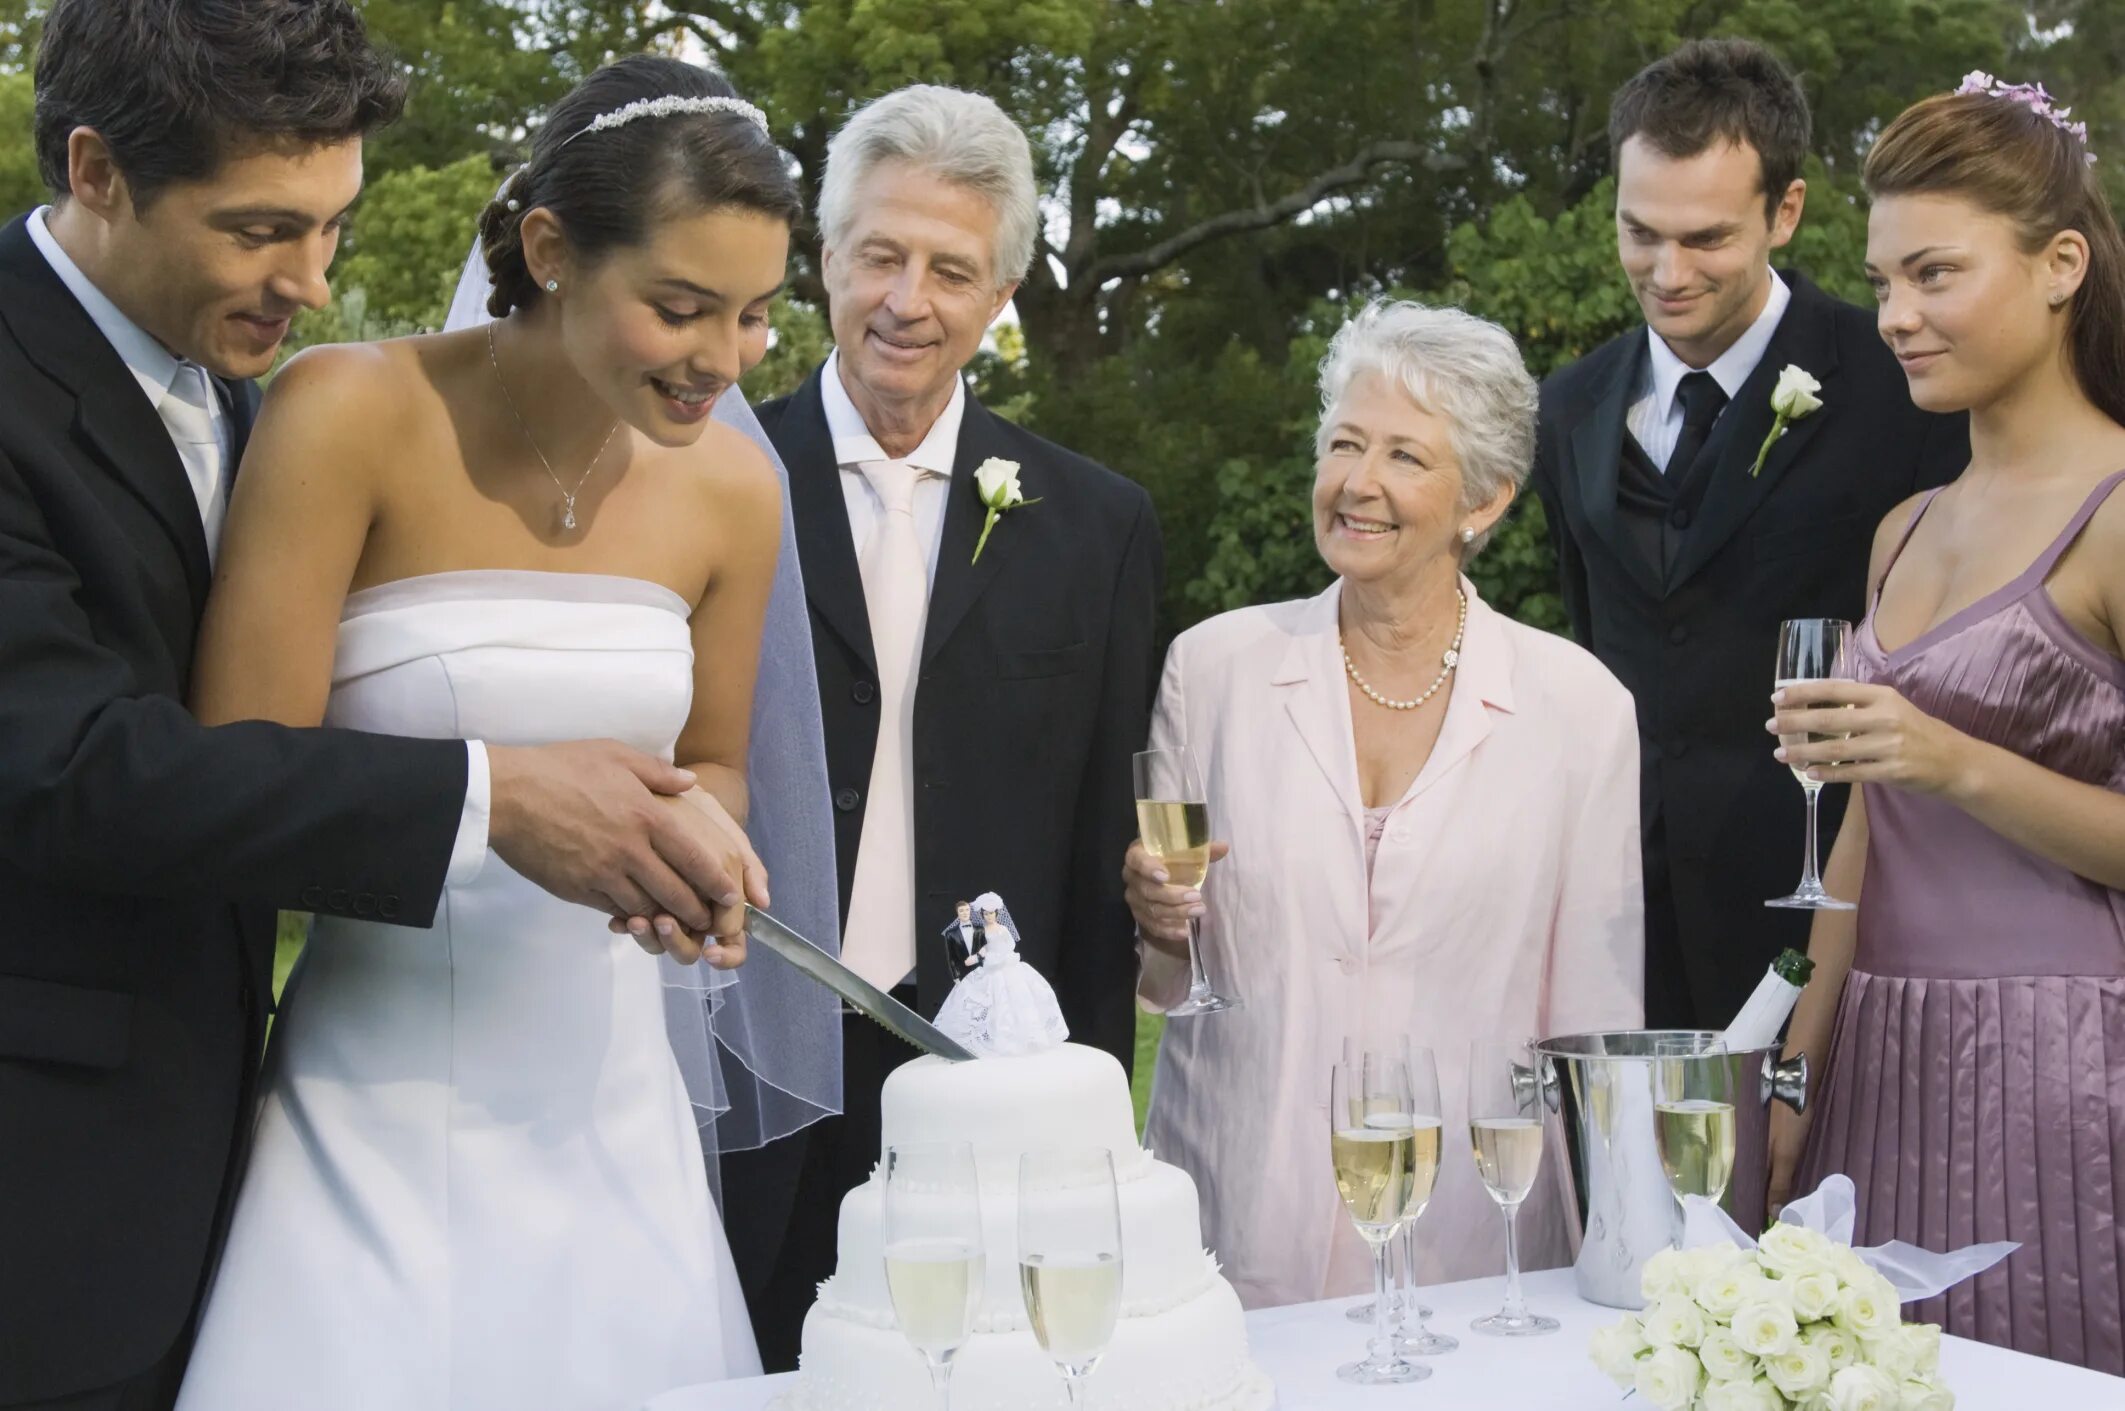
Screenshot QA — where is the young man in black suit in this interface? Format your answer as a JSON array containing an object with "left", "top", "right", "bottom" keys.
[
  {"left": 1, "top": 7, "right": 754, "bottom": 1407},
  {"left": 726, "top": 84, "right": 1163, "bottom": 1369},
  {"left": 1529, "top": 39, "right": 1967, "bottom": 1031},
  {"left": 943, "top": 898, "right": 983, "bottom": 978}
]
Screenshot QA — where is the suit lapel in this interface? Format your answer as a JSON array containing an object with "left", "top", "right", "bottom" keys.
[
  {"left": 1272, "top": 584, "right": 1365, "bottom": 838},
  {"left": 921, "top": 392, "right": 1019, "bottom": 668},
  {"left": 221, "top": 374, "right": 262, "bottom": 473},
  {"left": 779, "top": 367, "right": 877, "bottom": 673},
  {"left": 0, "top": 220, "right": 211, "bottom": 609},
  {"left": 1566, "top": 335, "right": 1664, "bottom": 601},
  {"left": 1666, "top": 273, "right": 1842, "bottom": 591}
]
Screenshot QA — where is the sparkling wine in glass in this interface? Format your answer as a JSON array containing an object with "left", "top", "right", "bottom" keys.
[
  {"left": 1337, "top": 1035, "right": 1436, "bottom": 1335},
  {"left": 1768, "top": 618, "right": 1858, "bottom": 910},
  {"left": 1133, "top": 748, "right": 1235, "bottom": 1016},
  {"left": 1652, "top": 1036, "right": 1738, "bottom": 1208},
  {"left": 884, "top": 1142, "right": 984, "bottom": 1409},
  {"left": 1018, "top": 1149, "right": 1124, "bottom": 1409},
  {"left": 1392, "top": 1045, "right": 1456, "bottom": 1358},
  {"left": 1468, "top": 1039, "right": 1559, "bottom": 1337},
  {"left": 1330, "top": 1052, "right": 1428, "bottom": 1384}
]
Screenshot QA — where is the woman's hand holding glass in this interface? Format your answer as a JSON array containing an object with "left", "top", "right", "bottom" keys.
[
  {"left": 1771, "top": 678, "right": 1975, "bottom": 795},
  {"left": 1121, "top": 837, "right": 1232, "bottom": 956}
]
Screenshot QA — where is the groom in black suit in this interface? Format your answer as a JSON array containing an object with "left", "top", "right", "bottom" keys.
[
  {"left": 727, "top": 84, "right": 1162, "bottom": 1368},
  {"left": 2, "top": 7, "right": 758, "bottom": 1408},
  {"left": 1530, "top": 39, "right": 1967, "bottom": 1031},
  {"left": 943, "top": 899, "right": 983, "bottom": 979}
]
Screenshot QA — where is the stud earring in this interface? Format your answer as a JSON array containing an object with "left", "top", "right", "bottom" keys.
[
  {"left": 1459, "top": 525, "right": 1477, "bottom": 544},
  {"left": 505, "top": 198, "right": 521, "bottom": 213},
  {"left": 545, "top": 279, "right": 560, "bottom": 294},
  {"left": 2050, "top": 292, "right": 2068, "bottom": 308}
]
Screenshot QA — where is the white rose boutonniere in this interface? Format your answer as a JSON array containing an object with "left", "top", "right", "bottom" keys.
[
  {"left": 971, "top": 457, "right": 1040, "bottom": 564},
  {"left": 1749, "top": 364, "right": 1823, "bottom": 477}
]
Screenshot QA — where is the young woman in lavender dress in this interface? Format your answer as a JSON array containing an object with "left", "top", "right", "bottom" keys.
[{"left": 1767, "top": 79, "right": 2125, "bottom": 1374}]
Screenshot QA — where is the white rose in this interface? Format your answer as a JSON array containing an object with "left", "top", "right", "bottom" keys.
[
  {"left": 1804, "top": 1322, "right": 1860, "bottom": 1373},
  {"left": 1758, "top": 1223, "right": 1836, "bottom": 1279},
  {"left": 1589, "top": 1317, "right": 1650, "bottom": 1386},
  {"left": 1899, "top": 1323, "right": 1943, "bottom": 1377},
  {"left": 1764, "top": 1336, "right": 1834, "bottom": 1401},
  {"left": 1696, "top": 1260, "right": 1772, "bottom": 1319},
  {"left": 1771, "top": 364, "right": 1824, "bottom": 419},
  {"left": 1900, "top": 1377, "right": 1957, "bottom": 1411},
  {"left": 1697, "top": 1326, "right": 1758, "bottom": 1382},
  {"left": 1703, "top": 1377, "right": 1787, "bottom": 1411},
  {"left": 1787, "top": 1268, "right": 1845, "bottom": 1323},
  {"left": 1635, "top": 1345, "right": 1706, "bottom": 1411},
  {"left": 1833, "top": 1274, "right": 1900, "bottom": 1338},
  {"left": 1643, "top": 1294, "right": 1709, "bottom": 1349},
  {"left": 1824, "top": 1363, "right": 1899, "bottom": 1411},
  {"left": 973, "top": 457, "right": 1025, "bottom": 508},
  {"left": 1642, "top": 1247, "right": 1693, "bottom": 1302},
  {"left": 1732, "top": 1298, "right": 1801, "bottom": 1357},
  {"left": 1862, "top": 1325, "right": 1918, "bottom": 1383}
]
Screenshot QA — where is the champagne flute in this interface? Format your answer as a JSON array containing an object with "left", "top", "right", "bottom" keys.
[
  {"left": 1339, "top": 1034, "right": 1436, "bottom": 1332},
  {"left": 884, "top": 1142, "right": 984, "bottom": 1409},
  {"left": 1767, "top": 618, "right": 1857, "bottom": 910},
  {"left": 1652, "top": 1035, "right": 1738, "bottom": 1209},
  {"left": 1133, "top": 747, "right": 1235, "bottom": 1016},
  {"left": 1018, "top": 1149, "right": 1124, "bottom": 1409},
  {"left": 1468, "top": 1039, "right": 1559, "bottom": 1337},
  {"left": 1392, "top": 1045, "right": 1456, "bottom": 1358},
  {"left": 1329, "top": 1052, "right": 1428, "bottom": 1384}
]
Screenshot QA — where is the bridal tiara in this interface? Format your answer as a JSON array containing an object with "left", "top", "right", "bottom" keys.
[
  {"left": 558, "top": 95, "right": 771, "bottom": 148},
  {"left": 1956, "top": 71, "right": 2096, "bottom": 164}
]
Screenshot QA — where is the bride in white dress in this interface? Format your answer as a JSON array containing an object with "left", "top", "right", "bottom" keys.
[{"left": 173, "top": 59, "right": 827, "bottom": 1410}]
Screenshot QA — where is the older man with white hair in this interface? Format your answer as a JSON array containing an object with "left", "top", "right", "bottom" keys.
[{"left": 730, "top": 84, "right": 1163, "bottom": 1366}]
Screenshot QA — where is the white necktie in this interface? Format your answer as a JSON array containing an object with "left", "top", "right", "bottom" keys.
[
  {"left": 843, "top": 459, "right": 931, "bottom": 989},
  {"left": 159, "top": 363, "right": 228, "bottom": 563}
]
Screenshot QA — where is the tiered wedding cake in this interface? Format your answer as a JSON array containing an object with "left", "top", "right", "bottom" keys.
[{"left": 779, "top": 1043, "right": 1274, "bottom": 1411}]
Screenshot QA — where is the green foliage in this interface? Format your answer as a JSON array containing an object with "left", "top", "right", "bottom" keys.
[
  {"left": 0, "top": 69, "right": 35, "bottom": 222},
  {"left": 332, "top": 154, "right": 499, "bottom": 330}
]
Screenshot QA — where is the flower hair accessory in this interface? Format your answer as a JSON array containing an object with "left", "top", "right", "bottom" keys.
[
  {"left": 1957, "top": 71, "right": 2096, "bottom": 164},
  {"left": 558, "top": 95, "right": 770, "bottom": 147}
]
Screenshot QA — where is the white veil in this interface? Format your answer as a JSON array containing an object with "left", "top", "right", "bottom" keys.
[{"left": 445, "top": 221, "right": 843, "bottom": 1203}]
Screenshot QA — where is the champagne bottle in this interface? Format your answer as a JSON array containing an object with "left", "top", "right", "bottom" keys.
[{"left": 1719, "top": 948, "right": 1816, "bottom": 1051}]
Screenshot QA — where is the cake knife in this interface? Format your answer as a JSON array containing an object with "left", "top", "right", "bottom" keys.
[{"left": 742, "top": 907, "right": 977, "bottom": 1062}]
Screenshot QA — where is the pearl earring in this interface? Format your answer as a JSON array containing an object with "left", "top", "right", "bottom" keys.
[
  {"left": 1459, "top": 526, "right": 1477, "bottom": 544},
  {"left": 545, "top": 279, "right": 560, "bottom": 293}
]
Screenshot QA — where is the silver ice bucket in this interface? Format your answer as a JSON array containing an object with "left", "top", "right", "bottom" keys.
[{"left": 1532, "top": 1030, "right": 1808, "bottom": 1309}]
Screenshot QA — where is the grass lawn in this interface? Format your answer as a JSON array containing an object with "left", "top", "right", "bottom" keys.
[{"left": 274, "top": 915, "right": 1167, "bottom": 1133}]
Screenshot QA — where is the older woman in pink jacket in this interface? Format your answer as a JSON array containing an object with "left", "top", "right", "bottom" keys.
[{"left": 1126, "top": 300, "right": 1644, "bottom": 1312}]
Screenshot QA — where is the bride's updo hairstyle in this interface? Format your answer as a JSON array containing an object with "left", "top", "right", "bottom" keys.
[
  {"left": 1866, "top": 81, "right": 2125, "bottom": 424},
  {"left": 476, "top": 55, "right": 799, "bottom": 319}
]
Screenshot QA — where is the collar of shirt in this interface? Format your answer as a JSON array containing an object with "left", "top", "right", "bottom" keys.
[
  {"left": 1643, "top": 267, "right": 1792, "bottom": 414},
  {"left": 820, "top": 347, "right": 965, "bottom": 477},
  {"left": 28, "top": 205, "right": 199, "bottom": 413}
]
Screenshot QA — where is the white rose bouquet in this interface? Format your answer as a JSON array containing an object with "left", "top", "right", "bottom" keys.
[{"left": 1589, "top": 1232, "right": 1955, "bottom": 1410}]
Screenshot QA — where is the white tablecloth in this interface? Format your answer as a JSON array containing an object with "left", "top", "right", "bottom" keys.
[{"left": 641, "top": 1268, "right": 2125, "bottom": 1411}]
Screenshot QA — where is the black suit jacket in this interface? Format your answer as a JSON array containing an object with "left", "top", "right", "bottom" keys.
[
  {"left": 758, "top": 367, "right": 1162, "bottom": 1069},
  {"left": 1529, "top": 271, "right": 1967, "bottom": 1025},
  {"left": 0, "top": 216, "right": 469, "bottom": 1402},
  {"left": 943, "top": 920, "right": 982, "bottom": 977}
]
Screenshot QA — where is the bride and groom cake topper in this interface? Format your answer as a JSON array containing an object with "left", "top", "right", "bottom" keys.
[{"left": 933, "top": 892, "right": 1070, "bottom": 1057}]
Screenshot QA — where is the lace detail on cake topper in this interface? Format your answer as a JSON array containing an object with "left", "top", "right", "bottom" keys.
[
  {"left": 932, "top": 890, "right": 1070, "bottom": 1056},
  {"left": 558, "top": 94, "right": 771, "bottom": 147},
  {"left": 1956, "top": 71, "right": 2096, "bottom": 163}
]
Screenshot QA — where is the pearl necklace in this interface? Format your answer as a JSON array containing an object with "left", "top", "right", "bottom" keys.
[{"left": 1340, "top": 590, "right": 1468, "bottom": 711}]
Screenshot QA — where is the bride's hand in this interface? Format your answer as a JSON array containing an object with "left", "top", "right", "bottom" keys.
[{"left": 608, "top": 788, "right": 765, "bottom": 967}]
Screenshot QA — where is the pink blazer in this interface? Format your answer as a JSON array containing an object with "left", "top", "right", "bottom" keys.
[{"left": 1139, "top": 580, "right": 1645, "bottom": 1309}]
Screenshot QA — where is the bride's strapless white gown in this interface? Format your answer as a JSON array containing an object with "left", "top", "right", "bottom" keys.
[{"left": 175, "top": 571, "right": 760, "bottom": 1411}]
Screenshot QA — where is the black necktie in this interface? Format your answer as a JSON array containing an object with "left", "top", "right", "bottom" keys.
[{"left": 1667, "top": 370, "right": 1728, "bottom": 478}]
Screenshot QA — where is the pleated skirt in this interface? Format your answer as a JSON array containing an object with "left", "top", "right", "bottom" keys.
[{"left": 1797, "top": 968, "right": 2125, "bottom": 1374}]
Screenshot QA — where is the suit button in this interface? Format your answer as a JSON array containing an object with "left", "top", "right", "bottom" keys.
[
  {"left": 353, "top": 893, "right": 377, "bottom": 917},
  {"left": 299, "top": 885, "right": 324, "bottom": 910},
  {"left": 835, "top": 787, "right": 861, "bottom": 812},
  {"left": 1665, "top": 736, "right": 1690, "bottom": 760},
  {"left": 326, "top": 889, "right": 350, "bottom": 911},
  {"left": 379, "top": 895, "right": 402, "bottom": 921},
  {"left": 852, "top": 681, "right": 876, "bottom": 705},
  {"left": 1667, "top": 623, "right": 1689, "bottom": 645},
  {"left": 1669, "top": 507, "right": 1693, "bottom": 530}
]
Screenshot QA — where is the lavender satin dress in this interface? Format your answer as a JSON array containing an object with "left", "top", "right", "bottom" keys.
[{"left": 1798, "top": 471, "right": 2125, "bottom": 1374}]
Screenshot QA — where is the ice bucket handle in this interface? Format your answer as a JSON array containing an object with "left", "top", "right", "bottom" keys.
[
  {"left": 1511, "top": 1057, "right": 1563, "bottom": 1115},
  {"left": 1763, "top": 1052, "right": 1809, "bottom": 1116}
]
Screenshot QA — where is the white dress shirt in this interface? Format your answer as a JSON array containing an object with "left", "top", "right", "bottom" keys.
[
  {"left": 820, "top": 348, "right": 965, "bottom": 586},
  {"left": 1626, "top": 268, "right": 1791, "bottom": 472},
  {"left": 27, "top": 207, "right": 489, "bottom": 887}
]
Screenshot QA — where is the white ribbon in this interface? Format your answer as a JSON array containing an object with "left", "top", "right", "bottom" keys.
[{"left": 1681, "top": 1174, "right": 2019, "bottom": 1301}]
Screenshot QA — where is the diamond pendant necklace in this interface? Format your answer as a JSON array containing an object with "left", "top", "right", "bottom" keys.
[
  {"left": 1340, "top": 589, "right": 1468, "bottom": 711},
  {"left": 487, "top": 322, "right": 618, "bottom": 531}
]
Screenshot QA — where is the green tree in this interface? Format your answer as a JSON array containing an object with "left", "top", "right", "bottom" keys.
[{"left": 0, "top": 69, "right": 37, "bottom": 221}]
